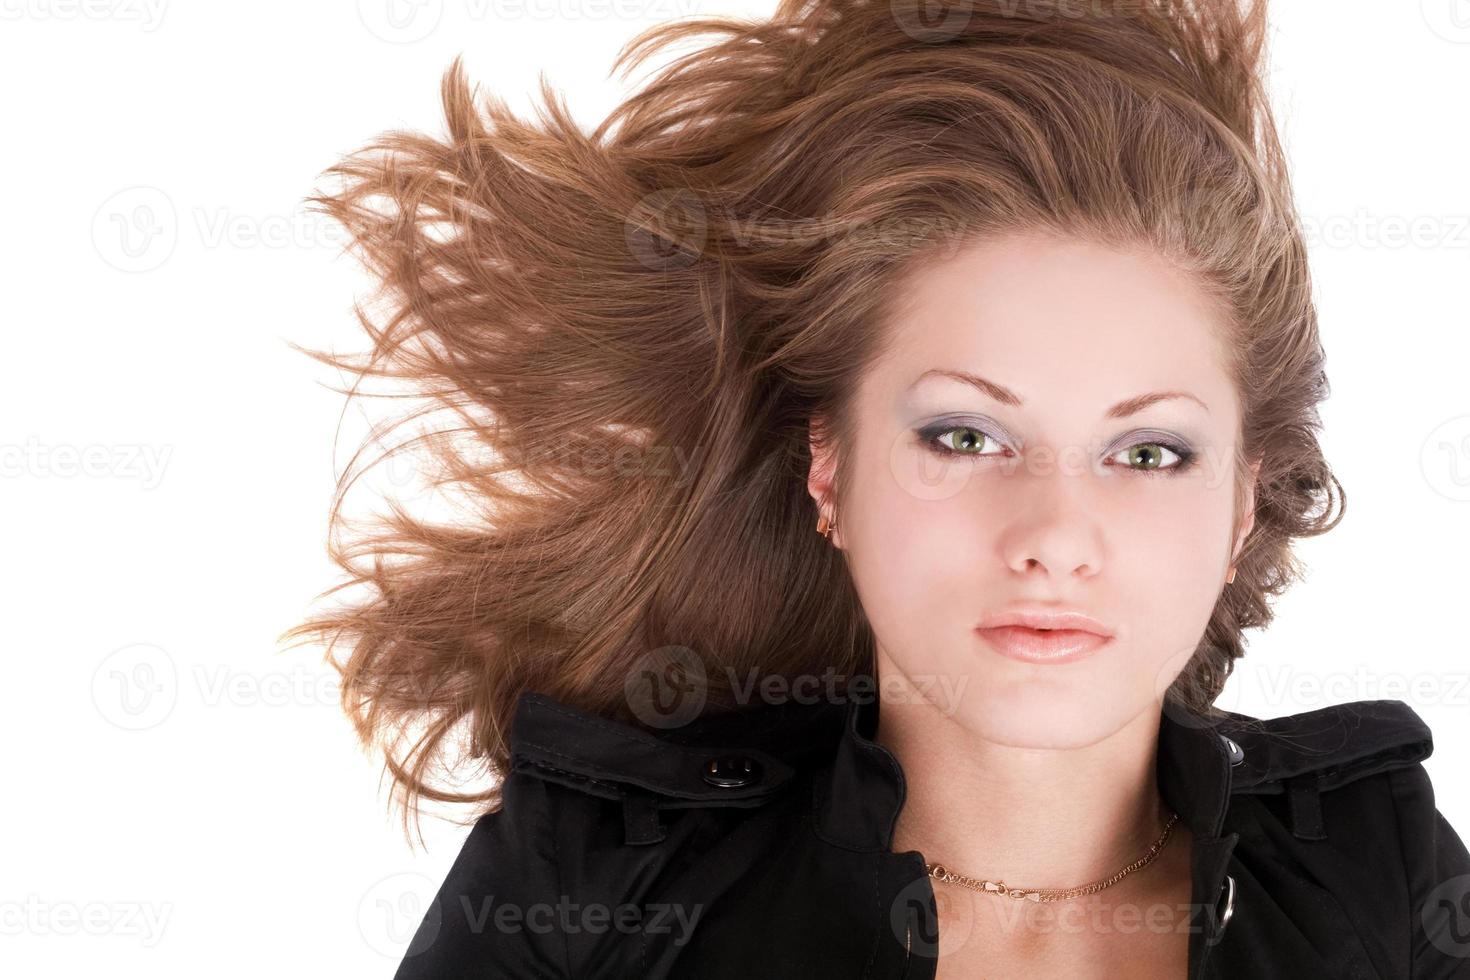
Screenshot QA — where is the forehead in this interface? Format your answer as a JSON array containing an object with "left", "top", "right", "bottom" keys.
[{"left": 879, "top": 231, "right": 1234, "bottom": 405}]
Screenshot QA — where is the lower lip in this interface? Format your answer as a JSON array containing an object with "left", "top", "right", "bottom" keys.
[{"left": 976, "top": 626, "right": 1112, "bottom": 664}]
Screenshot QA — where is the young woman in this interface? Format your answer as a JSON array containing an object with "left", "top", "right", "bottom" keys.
[{"left": 284, "top": 0, "right": 1470, "bottom": 976}]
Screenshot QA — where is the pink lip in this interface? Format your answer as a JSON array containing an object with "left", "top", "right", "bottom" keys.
[
  {"left": 976, "top": 607, "right": 1115, "bottom": 636},
  {"left": 974, "top": 607, "right": 1115, "bottom": 665},
  {"left": 976, "top": 625, "right": 1112, "bottom": 664}
]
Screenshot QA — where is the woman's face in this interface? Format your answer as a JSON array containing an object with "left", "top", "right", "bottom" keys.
[{"left": 810, "top": 229, "right": 1257, "bottom": 748}]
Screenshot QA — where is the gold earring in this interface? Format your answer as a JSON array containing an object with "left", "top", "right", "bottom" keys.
[
  {"left": 1225, "top": 566, "right": 1237, "bottom": 585},
  {"left": 817, "top": 508, "right": 837, "bottom": 539}
]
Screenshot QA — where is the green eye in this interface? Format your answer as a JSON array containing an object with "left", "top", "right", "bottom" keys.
[
  {"left": 1127, "top": 444, "right": 1165, "bottom": 469},
  {"left": 1120, "top": 442, "right": 1181, "bottom": 471},
  {"left": 934, "top": 426, "right": 989, "bottom": 455}
]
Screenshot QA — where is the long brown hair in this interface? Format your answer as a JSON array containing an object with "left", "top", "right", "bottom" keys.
[{"left": 280, "top": 0, "right": 1343, "bottom": 839}]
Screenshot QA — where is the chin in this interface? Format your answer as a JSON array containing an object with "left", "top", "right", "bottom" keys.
[{"left": 950, "top": 680, "right": 1153, "bottom": 750}]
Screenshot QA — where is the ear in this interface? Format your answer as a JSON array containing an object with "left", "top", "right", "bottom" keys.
[
  {"left": 807, "top": 415, "right": 842, "bottom": 548},
  {"left": 1232, "top": 456, "right": 1261, "bottom": 562}
]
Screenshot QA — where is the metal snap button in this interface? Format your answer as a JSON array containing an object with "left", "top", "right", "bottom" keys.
[
  {"left": 1207, "top": 873, "right": 1236, "bottom": 945},
  {"left": 1221, "top": 735, "right": 1245, "bottom": 766},
  {"left": 702, "top": 756, "right": 761, "bottom": 788}
]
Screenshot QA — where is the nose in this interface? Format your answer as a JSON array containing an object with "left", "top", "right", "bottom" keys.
[
  {"left": 996, "top": 478, "right": 1105, "bottom": 581},
  {"left": 1007, "top": 540, "right": 1100, "bottom": 580}
]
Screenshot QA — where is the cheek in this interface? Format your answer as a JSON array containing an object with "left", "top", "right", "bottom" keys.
[
  {"left": 1106, "top": 478, "right": 1236, "bottom": 666},
  {"left": 839, "top": 450, "right": 988, "bottom": 646},
  {"left": 849, "top": 493, "right": 949, "bottom": 596},
  {"left": 1115, "top": 482, "right": 1229, "bottom": 570}
]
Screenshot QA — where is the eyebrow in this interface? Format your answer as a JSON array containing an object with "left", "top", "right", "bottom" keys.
[{"left": 910, "top": 368, "right": 1209, "bottom": 418}]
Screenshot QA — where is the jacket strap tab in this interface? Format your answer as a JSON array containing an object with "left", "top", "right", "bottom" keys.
[
  {"left": 1287, "top": 771, "right": 1327, "bottom": 841},
  {"left": 621, "top": 791, "right": 667, "bottom": 845}
]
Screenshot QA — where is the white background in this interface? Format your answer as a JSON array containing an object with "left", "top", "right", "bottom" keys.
[{"left": 3, "top": 1, "right": 1468, "bottom": 976}]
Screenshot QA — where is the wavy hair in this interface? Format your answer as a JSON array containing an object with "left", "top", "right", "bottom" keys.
[{"left": 280, "top": 0, "right": 1343, "bottom": 838}]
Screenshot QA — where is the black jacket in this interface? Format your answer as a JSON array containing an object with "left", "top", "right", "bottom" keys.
[{"left": 392, "top": 688, "right": 1470, "bottom": 978}]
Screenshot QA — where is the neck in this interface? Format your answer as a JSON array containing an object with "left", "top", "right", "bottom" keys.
[{"left": 872, "top": 656, "right": 1176, "bottom": 892}]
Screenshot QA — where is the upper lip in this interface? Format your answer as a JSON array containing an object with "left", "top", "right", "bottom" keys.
[{"left": 977, "top": 607, "right": 1115, "bottom": 637}]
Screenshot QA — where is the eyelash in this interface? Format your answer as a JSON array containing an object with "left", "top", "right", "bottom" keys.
[{"left": 915, "top": 422, "right": 1198, "bottom": 477}]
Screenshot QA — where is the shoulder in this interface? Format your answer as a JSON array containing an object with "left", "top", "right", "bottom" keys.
[
  {"left": 1218, "top": 697, "right": 1435, "bottom": 800},
  {"left": 392, "top": 692, "right": 843, "bottom": 979},
  {"left": 391, "top": 770, "right": 572, "bottom": 979},
  {"left": 1216, "top": 699, "right": 1470, "bottom": 975},
  {"left": 1214, "top": 696, "right": 1442, "bottom": 843},
  {"left": 504, "top": 691, "right": 840, "bottom": 835}
]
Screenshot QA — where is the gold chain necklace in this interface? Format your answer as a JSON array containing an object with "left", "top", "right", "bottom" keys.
[{"left": 924, "top": 810, "right": 1180, "bottom": 903}]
